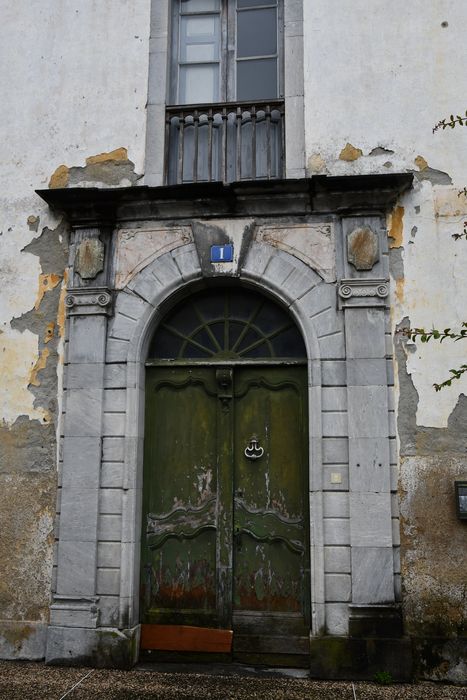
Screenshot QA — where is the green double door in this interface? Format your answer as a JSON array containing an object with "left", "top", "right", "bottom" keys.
[{"left": 141, "top": 364, "right": 310, "bottom": 662}]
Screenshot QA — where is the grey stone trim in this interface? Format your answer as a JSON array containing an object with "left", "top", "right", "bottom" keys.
[
  {"left": 144, "top": 0, "right": 170, "bottom": 186},
  {"left": 338, "top": 278, "right": 389, "bottom": 308},
  {"left": 45, "top": 625, "right": 140, "bottom": 668},
  {"left": 65, "top": 287, "right": 113, "bottom": 316},
  {"left": 50, "top": 596, "right": 99, "bottom": 629},
  {"left": 119, "top": 243, "right": 331, "bottom": 635},
  {"left": 0, "top": 621, "right": 47, "bottom": 660},
  {"left": 144, "top": 1, "right": 305, "bottom": 184}
]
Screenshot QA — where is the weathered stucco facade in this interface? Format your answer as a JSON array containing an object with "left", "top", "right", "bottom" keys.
[{"left": 0, "top": 0, "right": 465, "bottom": 682}]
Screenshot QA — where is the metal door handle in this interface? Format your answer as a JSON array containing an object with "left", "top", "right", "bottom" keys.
[{"left": 244, "top": 435, "right": 264, "bottom": 460}]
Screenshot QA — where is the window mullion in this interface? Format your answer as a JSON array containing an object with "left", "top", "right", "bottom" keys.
[{"left": 226, "top": 0, "right": 236, "bottom": 101}]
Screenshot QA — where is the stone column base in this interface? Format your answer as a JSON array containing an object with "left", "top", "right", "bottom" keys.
[
  {"left": 45, "top": 625, "right": 140, "bottom": 669},
  {"left": 309, "top": 636, "right": 413, "bottom": 681}
]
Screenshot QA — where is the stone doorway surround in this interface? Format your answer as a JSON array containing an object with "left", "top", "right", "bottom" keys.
[{"left": 38, "top": 175, "right": 413, "bottom": 678}]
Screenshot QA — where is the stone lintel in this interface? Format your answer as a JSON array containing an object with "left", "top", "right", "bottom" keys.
[{"left": 36, "top": 174, "right": 413, "bottom": 225}]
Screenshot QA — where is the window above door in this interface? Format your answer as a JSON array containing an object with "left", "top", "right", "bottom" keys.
[
  {"left": 145, "top": 0, "right": 306, "bottom": 187},
  {"left": 172, "top": 0, "right": 281, "bottom": 105},
  {"left": 165, "top": 0, "right": 285, "bottom": 185}
]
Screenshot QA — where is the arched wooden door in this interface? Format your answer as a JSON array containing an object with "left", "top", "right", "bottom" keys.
[{"left": 140, "top": 288, "right": 310, "bottom": 666}]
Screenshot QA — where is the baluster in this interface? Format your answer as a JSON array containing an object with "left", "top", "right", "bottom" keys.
[
  {"left": 280, "top": 105, "right": 285, "bottom": 178},
  {"left": 221, "top": 107, "right": 227, "bottom": 183},
  {"left": 193, "top": 108, "right": 199, "bottom": 183},
  {"left": 208, "top": 107, "right": 213, "bottom": 182},
  {"left": 164, "top": 112, "right": 171, "bottom": 185},
  {"left": 177, "top": 110, "right": 184, "bottom": 184},
  {"left": 251, "top": 104, "right": 257, "bottom": 181},
  {"left": 266, "top": 104, "right": 272, "bottom": 179},
  {"left": 236, "top": 106, "right": 242, "bottom": 181}
]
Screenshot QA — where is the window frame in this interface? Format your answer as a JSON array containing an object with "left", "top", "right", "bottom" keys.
[{"left": 169, "top": 0, "right": 284, "bottom": 106}]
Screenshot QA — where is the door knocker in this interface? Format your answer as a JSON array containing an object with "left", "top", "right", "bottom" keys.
[{"left": 244, "top": 435, "right": 264, "bottom": 460}]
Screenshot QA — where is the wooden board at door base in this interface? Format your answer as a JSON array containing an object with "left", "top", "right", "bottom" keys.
[
  {"left": 141, "top": 365, "right": 310, "bottom": 664},
  {"left": 141, "top": 624, "right": 233, "bottom": 653}
]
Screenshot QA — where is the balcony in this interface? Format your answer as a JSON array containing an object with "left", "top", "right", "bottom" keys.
[{"left": 164, "top": 99, "right": 285, "bottom": 185}]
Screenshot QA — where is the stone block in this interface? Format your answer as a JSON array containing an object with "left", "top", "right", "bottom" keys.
[
  {"left": 0, "top": 621, "right": 47, "bottom": 660},
  {"left": 322, "top": 465, "right": 349, "bottom": 491},
  {"left": 325, "top": 603, "right": 349, "bottom": 635},
  {"left": 102, "top": 437, "right": 125, "bottom": 462},
  {"left": 322, "top": 438, "right": 349, "bottom": 464},
  {"left": 349, "top": 438, "right": 390, "bottom": 493},
  {"left": 103, "top": 412, "right": 125, "bottom": 437},
  {"left": 68, "top": 316, "right": 107, "bottom": 363},
  {"left": 152, "top": 254, "right": 184, "bottom": 292},
  {"left": 351, "top": 547, "right": 395, "bottom": 604},
  {"left": 59, "top": 488, "right": 99, "bottom": 542},
  {"left": 99, "top": 595, "right": 120, "bottom": 627},
  {"left": 346, "top": 358, "right": 387, "bottom": 386},
  {"left": 309, "top": 636, "right": 413, "bottom": 681},
  {"left": 284, "top": 34, "right": 304, "bottom": 98},
  {"left": 127, "top": 267, "right": 163, "bottom": 304},
  {"left": 345, "top": 308, "right": 386, "bottom": 358},
  {"left": 322, "top": 361, "right": 346, "bottom": 386},
  {"left": 349, "top": 493, "right": 392, "bottom": 547},
  {"left": 104, "top": 363, "right": 127, "bottom": 389},
  {"left": 323, "top": 492, "right": 349, "bottom": 518},
  {"left": 106, "top": 337, "right": 130, "bottom": 363},
  {"left": 108, "top": 312, "right": 138, "bottom": 342},
  {"left": 98, "top": 514, "right": 122, "bottom": 542},
  {"left": 242, "top": 242, "right": 276, "bottom": 281},
  {"left": 393, "top": 546, "right": 401, "bottom": 574},
  {"left": 284, "top": 0, "right": 303, "bottom": 23},
  {"left": 323, "top": 518, "right": 350, "bottom": 546},
  {"left": 65, "top": 363, "right": 105, "bottom": 389},
  {"left": 324, "top": 546, "right": 351, "bottom": 573},
  {"left": 56, "top": 540, "right": 97, "bottom": 596},
  {"left": 348, "top": 605, "right": 403, "bottom": 638},
  {"left": 386, "top": 358, "right": 395, "bottom": 384},
  {"left": 172, "top": 243, "right": 201, "bottom": 282},
  {"left": 115, "top": 289, "right": 150, "bottom": 321},
  {"left": 104, "top": 389, "right": 127, "bottom": 413},
  {"left": 322, "top": 387, "right": 347, "bottom": 411},
  {"left": 62, "top": 437, "right": 101, "bottom": 489},
  {"left": 390, "top": 465, "right": 398, "bottom": 492},
  {"left": 97, "top": 568, "right": 121, "bottom": 596},
  {"left": 97, "top": 542, "right": 122, "bottom": 569},
  {"left": 325, "top": 574, "right": 351, "bottom": 602},
  {"left": 318, "top": 331, "right": 346, "bottom": 360},
  {"left": 347, "top": 386, "right": 389, "bottom": 438},
  {"left": 322, "top": 411, "right": 348, "bottom": 437},
  {"left": 392, "top": 518, "right": 400, "bottom": 546},
  {"left": 99, "top": 489, "right": 122, "bottom": 515},
  {"left": 100, "top": 462, "right": 124, "bottom": 488},
  {"left": 284, "top": 95, "right": 305, "bottom": 175},
  {"left": 64, "top": 388, "right": 104, "bottom": 437},
  {"left": 45, "top": 625, "right": 140, "bottom": 668},
  {"left": 283, "top": 264, "right": 319, "bottom": 300}
]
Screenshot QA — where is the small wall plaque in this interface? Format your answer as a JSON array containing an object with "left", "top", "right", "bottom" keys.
[{"left": 211, "top": 244, "right": 233, "bottom": 263}]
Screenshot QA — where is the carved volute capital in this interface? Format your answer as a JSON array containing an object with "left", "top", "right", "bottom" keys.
[{"left": 65, "top": 287, "right": 113, "bottom": 316}]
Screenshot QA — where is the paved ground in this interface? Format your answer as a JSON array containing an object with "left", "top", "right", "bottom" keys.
[{"left": 0, "top": 661, "right": 466, "bottom": 700}]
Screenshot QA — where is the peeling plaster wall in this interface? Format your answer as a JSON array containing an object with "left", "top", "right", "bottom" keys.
[
  {"left": 303, "top": 2, "right": 467, "bottom": 679},
  {"left": 0, "top": 1, "right": 150, "bottom": 658}
]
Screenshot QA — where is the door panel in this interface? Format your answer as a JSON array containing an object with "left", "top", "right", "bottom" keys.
[
  {"left": 233, "top": 367, "right": 309, "bottom": 629},
  {"left": 142, "top": 368, "right": 221, "bottom": 625},
  {"left": 141, "top": 364, "right": 309, "bottom": 655}
]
